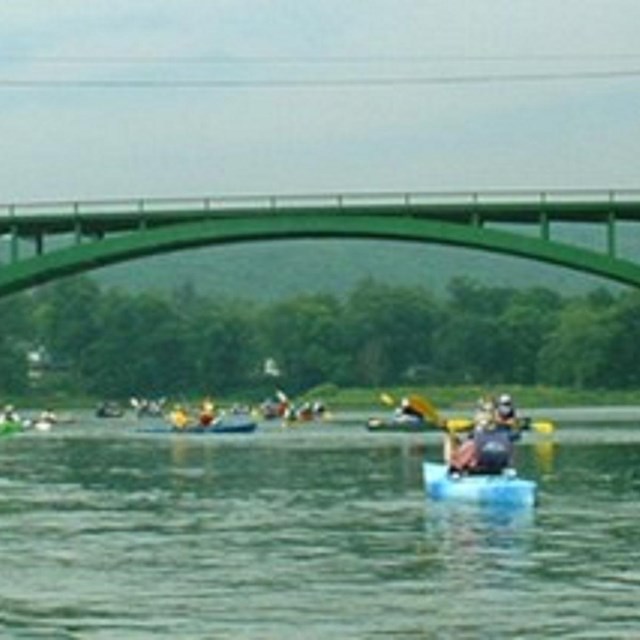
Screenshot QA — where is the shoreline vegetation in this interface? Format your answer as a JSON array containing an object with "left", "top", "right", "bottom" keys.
[
  {"left": 7, "top": 277, "right": 640, "bottom": 405},
  {"left": 12, "top": 384, "right": 640, "bottom": 414},
  {"left": 304, "top": 385, "right": 640, "bottom": 412},
  {"left": 297, "top": 384, "right": 640, "bottom": 413}
]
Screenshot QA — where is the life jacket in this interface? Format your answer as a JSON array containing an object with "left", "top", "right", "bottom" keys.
[{"left": 473, "top": 430, "right": 513, "bottom": 474}]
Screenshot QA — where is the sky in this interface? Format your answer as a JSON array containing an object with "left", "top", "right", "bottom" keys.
[{"left": 2, "top": 0, "right": 640, "bottom": 203}]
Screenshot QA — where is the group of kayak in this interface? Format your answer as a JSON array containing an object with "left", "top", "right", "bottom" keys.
[
  {"left": 167, "top": 398, "right": 257, "bottom": 434},
  {"left": 369, "top": 392, "right": 554, "bottom": 507},
  {"left": 0, "top": 404, "right": 61, "bottom": 435},
  {"left": 259, "top": 390, "right": 329, "bottom": 424}
]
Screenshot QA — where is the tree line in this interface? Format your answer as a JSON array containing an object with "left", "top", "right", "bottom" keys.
[{"left": 0, "top": 274, "right": 638, "bottom": 400}]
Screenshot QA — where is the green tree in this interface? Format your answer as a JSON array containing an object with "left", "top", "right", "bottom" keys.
[
  {"left": 432, "top": 314, "right": 511, "bottom": 384},
  {"left": 342, "top": 279, "right": 438, "bottom": 386},
  {"left": 498, "top": 288, "right": 563, "bottom": 383},
  {"left": 80, "top": 291, "right": 192, "bottom": 398},
  {"left": 599, "top": 290, "right": 640, "bottom": 388},
  {"left": 185, "top": 300, "right": 260, "bottom": 395},
  {"left": 537, "top": 299, "right": 612, "bottom": 388},
  {"left": 260, "top": 293, "right": 345, "bottom": 393},
  {"left": 33, "top": 276, "right": 102, "bottom": 371},
  {"left": 0, "top": 295, "right": 32, "bottom": 394}
]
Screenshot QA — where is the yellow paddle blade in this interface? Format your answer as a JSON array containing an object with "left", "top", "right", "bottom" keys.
[
  {"left": 534, "top": 440, "right": 556, "bottom": 474},
  {"left": 532, "top": 420, "right": 555, "bottom": 435},
  {"left": 408, "top": 394, "right": 440, "bottom": 424},
  {"left": 379, "top": 393, "right": 395, "bottom": 407},
  {"left": 445, "top": 417, "right": 474, "bottom": 432}
]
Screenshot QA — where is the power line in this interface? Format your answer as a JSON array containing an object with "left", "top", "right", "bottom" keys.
[
  {"left": 0, "top": 68, "right": 639, "bottom": 89},
  {"left": 4, "top": 53, "right": 640, "bottom": 65}
]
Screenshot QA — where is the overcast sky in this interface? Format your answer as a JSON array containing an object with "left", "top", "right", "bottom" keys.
[{"left": 2, "top": 1, "right": 640, "bottom": 203}]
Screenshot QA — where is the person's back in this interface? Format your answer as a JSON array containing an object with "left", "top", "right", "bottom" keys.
[{"left": 473, "top": 428, "right": 513, "bottom": 474}]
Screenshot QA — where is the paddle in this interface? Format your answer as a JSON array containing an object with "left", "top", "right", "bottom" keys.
[
  {"left": 378, "top": 392, "right": 555, "bottom": 435},
  {"left": 445, "top": 415, "right": 555, "bottom": 435},
  {"left": 407, "top": 394, "right": 444, "bottom": 426},
  {"left": 379, "top": 392, "right": 446, "bottom": 427},
  {"left": 379, "top": 392, "right": 396, "bottom": 407},
  {"left": 521, "top": 417, "right": 555, "bottom": 435}
]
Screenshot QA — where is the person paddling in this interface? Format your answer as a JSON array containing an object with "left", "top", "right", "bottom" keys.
[
  {"left": 394, "top": 397, "right": 425, "bottom": 425},
  {"left": 448, "top": 395, "right": 522, "bottom": 475},
  {"left": 170, "top": 405, "right": 190, "bottom": 430},
  {"left": 199, "top": 397, "right": 216, "bottom": 427}
]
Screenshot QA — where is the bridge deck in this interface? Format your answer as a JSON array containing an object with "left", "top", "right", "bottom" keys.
[{"left": 1, "top": 189, "right": 640, "bottom": 238}]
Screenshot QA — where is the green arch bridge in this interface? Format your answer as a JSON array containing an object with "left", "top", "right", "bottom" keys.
[{"left": 1, "top": 189, "right": 640, "bottom": 297}]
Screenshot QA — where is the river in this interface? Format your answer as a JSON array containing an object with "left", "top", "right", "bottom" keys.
[{"left": 0, "top": 410, "right": 639, "bottom": 639}]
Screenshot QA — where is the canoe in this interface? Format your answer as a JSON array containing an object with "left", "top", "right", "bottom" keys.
[
  {"left": 366, "top": 417, "right": 434, "bottom": 433},
  {"left": 423, "top": 461, "right": 537, "bottom": 507}
]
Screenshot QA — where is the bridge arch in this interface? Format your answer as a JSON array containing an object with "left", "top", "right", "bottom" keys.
[{"left": 0, "top": 212, "right": 638, "bottom": 297}]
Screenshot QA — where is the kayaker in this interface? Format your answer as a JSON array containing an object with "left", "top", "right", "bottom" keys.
[
  {"left": 394, "top": 397, "right": 424, "bottom": 424},
  {"left": 39, "top": 408, "right": 58, "bottom": 424},
  {"left": 298, "top": 402, "right": 314, "bottom": 421},
  {"left": 448, "top": 396, "right": 521, "bottom": 475},
  {"left": 1, "top": 404, "right": 21, "bottom": 424},
  {"left": 493, "top": 393, "right": 524, "bottom": 446},
  {"left": 312, "top": 400, "right": 326, "bottom": 418},
  {"left": 170, "top": 405, "right": 190, "bottom": 430},
  {"left": 473, "top": 397, "right": 495, "bottom": 426},
  {"left": 495, "top": 393, "right": 518, "bottom": 427},
  {"left": 199, "top": 397, "right": 216, "bottom": 426},
  {"left": 448, "top": 422, "right": 515, "bottom": 475}
]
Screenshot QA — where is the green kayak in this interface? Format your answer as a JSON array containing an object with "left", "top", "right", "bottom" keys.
[{"left": 0, "top": 421, "right": 23, "bottom": 436}]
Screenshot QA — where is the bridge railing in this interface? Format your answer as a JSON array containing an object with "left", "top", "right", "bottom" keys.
[{"left": 1, "top": 188, "right": 640, "bottom": 219}]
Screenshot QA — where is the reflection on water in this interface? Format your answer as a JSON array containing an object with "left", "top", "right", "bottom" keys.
[
  {"left": 533, "top": 439, "right": 557, "bottom": 475},
  {"left": 422, "top": 500, "right": 536, "bottom": 596},
  {"left": 0, "top": 414, "right": 639, "bottom": 638}
]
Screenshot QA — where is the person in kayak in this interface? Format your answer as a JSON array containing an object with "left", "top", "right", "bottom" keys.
[
  {"left": 170, "top": 405, "right": 190, "bottom": 430},
  {"left": 199, "top": 397, "right": 216, "bottom": 426},
  {"left": 394, "top": 397, "right": 425, "bottom": 424},
  {"left": 448, "top": 424, "right": 514, "bottom": 475},
  {"left": 492, "top": 392, "right": 524, "bottom": 445},
  {"left": 495, "top": 393, "right": 518, "bottom": 427},
  {"left": 1, "top": 404, "right": 21, "bottom": 423},
  {"left": 448, "top": 395, "right": 522, "bottom": 475}
]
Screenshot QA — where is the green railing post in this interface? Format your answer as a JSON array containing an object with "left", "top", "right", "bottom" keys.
[
  {"left": 138, "top": 199, "right": 147, "bottom": 231},
  {"left": 471, "top": 192, "right": 481, "bottom": 227},
  {"left": 607, "top": 212, "right": 616, "bottom": 257},
  {"left": 8, "top": 205, "right": 18, "bottom": 263},
  {"left": 73, "top": 202, "right": 82, "bottom": 245},
  {"left": 540, "top": 192, "right": 550, "bottom": 240}
]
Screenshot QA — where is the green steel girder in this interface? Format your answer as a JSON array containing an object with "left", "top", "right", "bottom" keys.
[{"left": 0, "top": 213, "right": 639, "bottom": 298}]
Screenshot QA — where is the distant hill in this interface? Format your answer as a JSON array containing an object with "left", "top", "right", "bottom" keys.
[{"left": 91, "top": 238, "right": 622, "bottom": 302}]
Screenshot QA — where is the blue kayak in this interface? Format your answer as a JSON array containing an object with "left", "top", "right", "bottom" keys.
[
  {"left": 176, "top": 420, "right": 257, "bottom": 434},
  {"left": 423, "top": 461, "right": 537, "bottom": 507},
  {"left": 140, "top": 416, "right": 257, "bottom": 435}
]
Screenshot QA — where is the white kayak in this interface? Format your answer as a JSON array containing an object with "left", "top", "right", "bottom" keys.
[{"left": 423, "top": 461, "right": 537, "bottom": 507}]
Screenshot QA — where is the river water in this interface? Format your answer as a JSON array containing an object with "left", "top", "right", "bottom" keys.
[{"left": 0, "top": 410, "right": 639, "bottom": 639}]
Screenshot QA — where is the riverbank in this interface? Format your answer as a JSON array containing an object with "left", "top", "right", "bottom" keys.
[
  {"left": 298, "top": 384, "right": 640, "bottom": 412},
  {"left": 6, "top": 384, "right": 640, "bottom": 416}
]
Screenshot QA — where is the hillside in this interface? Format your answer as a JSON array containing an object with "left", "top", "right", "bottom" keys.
[{"left": 91, "top": 238, "right": 621, "bottom": 302}]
